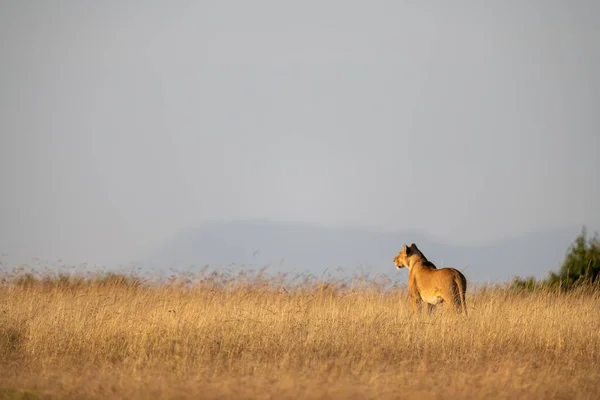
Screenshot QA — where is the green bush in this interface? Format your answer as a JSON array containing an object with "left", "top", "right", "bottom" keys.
[
  {"left": 511, "top": 226, "right": 600, "bottom": 291},
  {"left": 549, "top": 227, "right": 600, "bottom": 288}
]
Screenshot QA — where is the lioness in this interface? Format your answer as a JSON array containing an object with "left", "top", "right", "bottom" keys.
[{"left": 394, "top": 243, "right": 467, "bottom": 315}]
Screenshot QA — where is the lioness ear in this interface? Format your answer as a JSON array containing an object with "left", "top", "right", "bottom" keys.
[
  {"left": 410, "top": 243, "right": 418, "bottom": 251},
  {"left": 405, "top": 244, "right": 412, "bottom": 255},
  {"left": 402, "top": 244, "right": 407, "bottom": 252}
]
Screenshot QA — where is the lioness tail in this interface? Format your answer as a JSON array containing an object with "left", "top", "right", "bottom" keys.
[{"left": 455, "top": 274, "right": 467, "bottom": 316}]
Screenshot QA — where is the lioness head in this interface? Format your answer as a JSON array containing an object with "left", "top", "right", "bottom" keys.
[{"left": 394, "top": 243, "right": 418, "bottom": 269}]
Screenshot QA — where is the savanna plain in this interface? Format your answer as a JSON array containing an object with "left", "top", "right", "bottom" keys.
[{"left": 1, "top": 270, "right": 599, "bottom": 400}]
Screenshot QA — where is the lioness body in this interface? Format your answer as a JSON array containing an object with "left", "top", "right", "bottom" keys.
[{"left": 394, "top": 243, "right": 467, "bottom": 315}]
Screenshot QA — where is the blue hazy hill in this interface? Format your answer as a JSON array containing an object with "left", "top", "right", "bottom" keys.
[{"left": 143, "top": 220, "right": 587, "bottom": 284}]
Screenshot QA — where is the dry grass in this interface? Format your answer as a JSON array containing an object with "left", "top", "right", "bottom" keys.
[{"left": 0, "top": 272, "right": 599, "bottom": 399}]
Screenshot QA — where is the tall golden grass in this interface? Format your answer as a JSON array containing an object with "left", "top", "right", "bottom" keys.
[{"left": 1, "top": 272, "right": 599, "bottom": 399}]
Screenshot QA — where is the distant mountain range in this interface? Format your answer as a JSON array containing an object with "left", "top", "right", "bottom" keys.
[{"left": 142, "top": 219, "right": 592, "bottom": 285}]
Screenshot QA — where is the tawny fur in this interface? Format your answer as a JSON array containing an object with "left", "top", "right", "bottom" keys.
[{"left": 394, "top": 243, "right": 467, "bottom": 315}]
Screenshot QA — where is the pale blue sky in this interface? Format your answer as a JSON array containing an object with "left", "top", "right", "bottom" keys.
[{"left": 1, "top": 1, "right": 599, "bottom": 267}]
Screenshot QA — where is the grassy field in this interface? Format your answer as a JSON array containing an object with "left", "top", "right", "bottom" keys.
[{"left": 0, "top": 272, "right": 599, "bottom": 399}]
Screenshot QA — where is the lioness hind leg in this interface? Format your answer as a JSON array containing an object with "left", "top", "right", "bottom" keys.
[{"left": 426, "top": 303, "right": 435, "bottom": 315}]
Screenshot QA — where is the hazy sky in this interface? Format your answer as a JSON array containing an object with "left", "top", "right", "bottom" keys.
[{"left": 2, "top": 1, "right": 599, "bottom": 267}]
